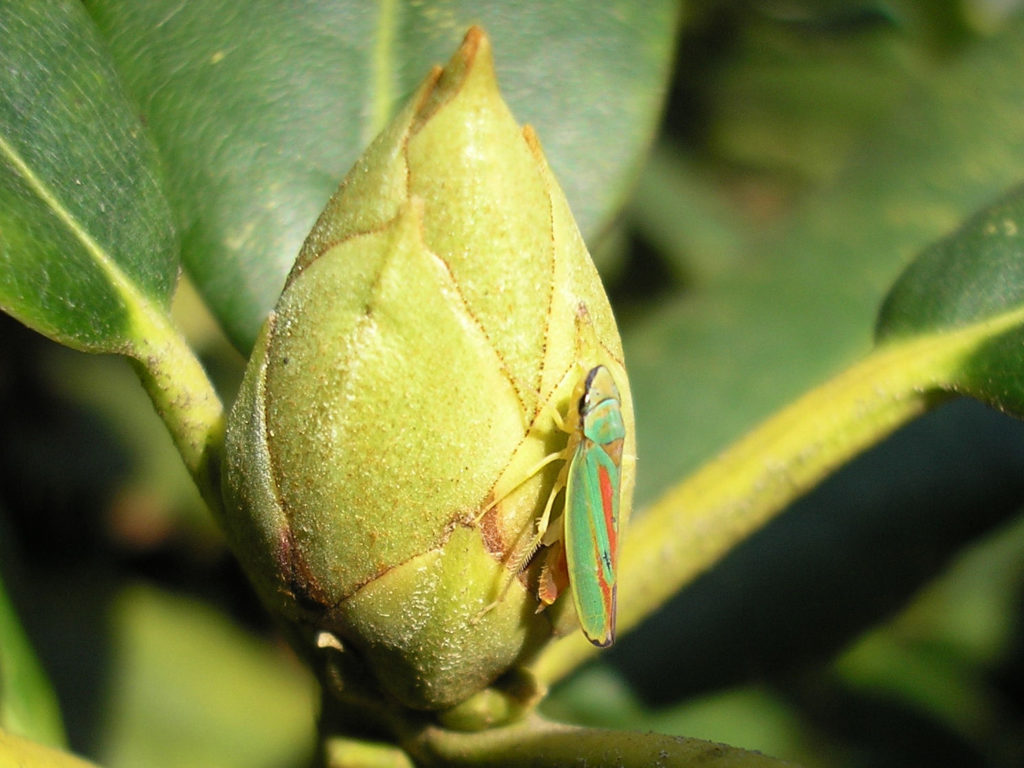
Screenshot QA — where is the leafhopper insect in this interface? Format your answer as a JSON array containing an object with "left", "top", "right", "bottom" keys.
[
  {"left": 483, "top": 363, "right": 626, "bottom": 647},
  {"left": 550, "top": 364, "right": 625, "bottom": 647}
]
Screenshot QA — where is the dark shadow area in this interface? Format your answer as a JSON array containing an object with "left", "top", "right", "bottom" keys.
[
  {"left": 0, "top": 314, "right": 269, "bottom": 756},
  {"left": 611, "top": 397, "right": 1024, "bottom": 702}
]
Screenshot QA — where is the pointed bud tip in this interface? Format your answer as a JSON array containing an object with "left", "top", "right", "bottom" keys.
[{"left": 461, "top": 25, "right": 489, "bottom": 59}]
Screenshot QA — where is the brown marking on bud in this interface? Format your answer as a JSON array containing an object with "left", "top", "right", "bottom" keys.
[
  {"left": 275, "top": 523, "right": 332, "bottom": 614},
  {"left": 410, "top": 27, "right": 487, "bottom": 134}
]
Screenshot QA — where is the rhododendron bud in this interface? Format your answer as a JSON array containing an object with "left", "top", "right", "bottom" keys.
[{"left": 221, "top": 27, "right": 635, "bottom": 712}]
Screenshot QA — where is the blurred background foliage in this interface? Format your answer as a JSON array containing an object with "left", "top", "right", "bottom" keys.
[{"left": 3, "top": 0, "right": 1024, "bottom": 766}]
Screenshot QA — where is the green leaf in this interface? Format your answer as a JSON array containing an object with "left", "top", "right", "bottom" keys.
[
  {"left": 0, "top": 4, "right": 221, "bottom": 508},
  {"left": 0, "top": 565, "right": 65, "bottom": 749},
  {"left": 0, "top": 1, "right": 178, "bottom": 353},
  {"left": 97, "top": 584, "right": 315, "bottom": 768},
  {"left": 877, "top": 184, "right": 1024, "bottom": 415},
  {"left": 706, "top": 7, "right": 915, "bottom": 184},
  {"left": 84, "top": 0, "right": 680, "bottom": 353},
  {"left": 877, "top": 186, "right": 1024, "bottom": 340}
]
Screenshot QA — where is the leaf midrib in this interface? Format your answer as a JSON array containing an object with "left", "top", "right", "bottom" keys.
[{"left": 0, "top": 129, "right": 170, "bottom": 350}]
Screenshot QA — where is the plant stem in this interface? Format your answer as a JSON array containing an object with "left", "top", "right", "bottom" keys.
[
  {"left": 128, "top": 310, "right": 225, "bottom": 517},
  {"left": 0, "top": 727, "right": 99, "bottom": 768},
  {"left": 531, "top": 306, "right": 1024, "bottom": 685},
  {"left": 406, "top": 713, "right": 794, "bottom": 767}
]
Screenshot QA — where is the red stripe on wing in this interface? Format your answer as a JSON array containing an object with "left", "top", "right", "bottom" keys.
[
  {"left": 598, "top": 464, "right": 617, "bottom": 565},
  {"left": 595, "top": 464, "right": 616, "bottom": 618}
]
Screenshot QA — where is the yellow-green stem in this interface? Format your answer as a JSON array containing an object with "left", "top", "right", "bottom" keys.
[
  {"left": 0, "top": 727, "right": 98, "bottom": 768},
  {"left": 323, "top": 735, "right": 414, "bottom": 768},
  {"left": 128, "top": 311, "right": 225, "bottom": 517},
  {"left": 532, "top": 306, "right": 1024, "bottom": 684},
  {"left": 406, "top": 713, "right": 793, "bottom": 767}
]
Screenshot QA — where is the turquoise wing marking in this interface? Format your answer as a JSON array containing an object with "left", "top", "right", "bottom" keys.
[{"left": 564, "top": 376, "right": 625, "bottom": 648}]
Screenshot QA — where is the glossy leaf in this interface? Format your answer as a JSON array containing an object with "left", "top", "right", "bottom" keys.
[
  {"left": 84, "top": 0, "right": 680, "bottom": 353},
  {"left": 0, "top": 1, "right": 178, "bottom": 353},
  {"left": 877, "top": 186, "right": 1024, "bottom": 340},
  {"left": 878, "top": 185, "right": 1024, "bottom": 415}
]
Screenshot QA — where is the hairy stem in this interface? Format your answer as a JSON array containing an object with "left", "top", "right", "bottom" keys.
[{"left": 129, "top": 309, "right": 225, "bottom": 517}]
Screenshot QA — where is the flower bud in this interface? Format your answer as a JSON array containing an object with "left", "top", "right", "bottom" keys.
[{"left": 221, "top": 27, "right": 635, "bottom": 711}]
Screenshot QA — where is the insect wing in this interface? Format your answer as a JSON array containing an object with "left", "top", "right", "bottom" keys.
[{"left": 564, "top": 369, "right": 624, "bottom": 647}]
